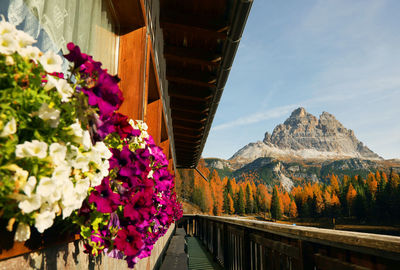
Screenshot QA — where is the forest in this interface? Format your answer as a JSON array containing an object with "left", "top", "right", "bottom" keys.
[{"left": 175, "top": 160, "right": 400, "bottom": 223}]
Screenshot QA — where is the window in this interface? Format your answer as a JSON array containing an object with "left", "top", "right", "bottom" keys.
[{"left": 1, "top": 0, "right": 119, "bottom": 74}]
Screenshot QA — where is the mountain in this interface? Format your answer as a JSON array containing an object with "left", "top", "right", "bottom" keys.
[
  {"left": 230, "top": 107, "right": 381, "bottom": 165},
  {"left": 204, "top": 108, "right": 399, "bottom": 191}
]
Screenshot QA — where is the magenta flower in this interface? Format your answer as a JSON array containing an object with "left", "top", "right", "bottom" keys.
[
  {"left": 123, "top": 188, "right": 155, "bottom": 223},
  {"left": 88, "top": 178, "right": 121, "bottom": 213},
  {"left": 114, "top": 225, "right": 144, "bottom": 256}
]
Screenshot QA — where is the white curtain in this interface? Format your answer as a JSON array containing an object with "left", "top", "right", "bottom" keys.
[{"left": 5, "top": 0, "right": 118, "bottom": 74}]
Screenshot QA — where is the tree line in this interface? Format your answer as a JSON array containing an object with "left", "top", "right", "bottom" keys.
[{"left": 175, "top": 160, "right": 400, "bottom": 222}]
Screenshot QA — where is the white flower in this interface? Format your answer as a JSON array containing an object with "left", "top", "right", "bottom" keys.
[
  {"left": 93, "top": 142, "right": 112, "bottom": 160},
  {"left": 69, "top": 120, "right": 83, "bottom": 137},
  {"left": 75, "top": 177, "right": 90, "bottom": 195},
  {"left": 35, "top": 209, "right": 55, "bottom": 233},
  {"left": 0, "top": 33, "right": 18, "bottom": 55},
  {"left": 56, "top": 79, "right": 74, "bottom": 102},
  {"left": 0, "top": 18, "right": 16, "bottom": 35},
  {"left": 66, "top": 144, "right": 79, "bottom": 162},
  {"left": 51, "top": 162, "right": 71, "bottom": 183},
  {"left": 18, "top": 194, "right": 41, "bottom": 213},
  {"left": 38, "top": 103, "right": 60, "bottom": 128},
  {"left": 82, "top": 130, "right": 92, "bottom": 150},
  {"left": 0, "top": 117, "right": 16, "bottom": 137},
  {"left": 19, "top": 46, "right": 41, "bottom": 61},
  {"left": 100, "top": 160, "right": 110, "bottom": 177},
  {"left": 5, "top": 55, "right": 14, "bottom": 65},
  {"left": 72, "top": 153, "right": 90, "bottom": 172},
  {"left": 3, "top": 164, "right": 29, "bottom": 190},
  {"left": 44, "top": 185, "right": 62, "bottom": 204},
  {"left": 36, "top": 177, "right": 57, "bottom": 197},
  {"left": 44, "top": 75, "right": 58, "bottom": 91},
  {"left": 39, "top": 50, "right": 62, "bottom": 73},
  {"left": 49, "top": 143, "right": 67, "bottom": 163},
  {"left": 15, "top": 140, "right": 48, "bottom": 159},
  {"left": 90, "top": 172, "right": 104, "bottom": 187},
  {"left": 23, "top": 176, "right": 37, "bottom": 197},
  {"left": 14, "top": 223, "right": 31, "bottom": 242},
  {"left": 148, "top": 170, "right": 154, "bottom": 179},
  {"left": 15, "top": 29, "right": 35, "bottom": 48}
]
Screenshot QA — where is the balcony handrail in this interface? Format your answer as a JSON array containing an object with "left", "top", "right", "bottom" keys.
[
  {"left": 187, "top": 214, "right": 400, "bottom": 255},
  {"left": 179, "top": 214, "right": 400, "bottom": 270}
]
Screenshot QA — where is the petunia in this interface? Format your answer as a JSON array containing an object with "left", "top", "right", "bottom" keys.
[
  {"left": 114, "top": 225, "right": 143, "bottom": 256},
  {"left": 19, "top": 45, "right": 40, "bottom": 61},
  {"left": 63, "top": 42, "right": 89, "bottom": 68},
  {"left": 39, "top": 50, "right": 63, "bottom": 73},
  {"left": 0, "top": 33, "right": 18, "bottom": 55},
  {"left": 36, "top": 177, "right": 57, "bottom": 198},
  {"left": 18, "top": 194, "right": 41, "bottom": 213},
  {"left": 15, "top": 140, "right": 48, "bottom": 159},
  {"left": 0, "top": 117, "right": 16, "bottom": 137},
  {"left": 49, "top": 142, "right": 67, "bottom": 163},
  {"left": 35, "top": 208, "right": 56, "bottom": 233},
  {"left": 55, "top": 78, "right": 74, "bottom": 102},
  {"left": 88, "top": 177, "right": 120, "bottom": 213},
  {"left": 37, "top": 103, "right": 60, "bottom": 128},
  {"left": 14, "top": 223, "right": 31, "bottom": 242},
  {"left": 15, "top": 29, "right": 36, "bottom": 48}
]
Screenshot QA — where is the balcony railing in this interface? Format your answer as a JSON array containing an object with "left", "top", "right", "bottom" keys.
[{"left": 178, "top": 215, "right": 400, "bottom": 270}]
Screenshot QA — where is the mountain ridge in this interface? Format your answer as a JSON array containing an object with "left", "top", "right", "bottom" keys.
[{"left": 230, "top": 107, "right": 381, "bottom": 165}]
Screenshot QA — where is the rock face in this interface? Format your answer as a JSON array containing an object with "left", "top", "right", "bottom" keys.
[{"left": 230, "top": 107, "right": 381, "bottom": 164}]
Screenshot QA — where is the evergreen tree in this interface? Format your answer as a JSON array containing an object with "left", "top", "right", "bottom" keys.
[
  {"left": 245, "top": 184, "right": 253, "bottom": 214},
  {"left": 237, "top": 187, "right": 246, "bottom": 215},
  {"left": 271, "top": 186, "right": 282, "bottom": 220}
]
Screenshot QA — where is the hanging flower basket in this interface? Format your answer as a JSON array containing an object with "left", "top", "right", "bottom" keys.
[{"left": 0, "top": 17, "right": 182, "bottom": 268}]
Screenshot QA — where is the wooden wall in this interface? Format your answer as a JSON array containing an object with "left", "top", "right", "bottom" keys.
[{"left": 117, "top": 10, "right": 173, "bottom": 175}]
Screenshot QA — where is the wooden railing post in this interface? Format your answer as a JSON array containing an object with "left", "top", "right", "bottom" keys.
[
  {"left": 243, "top": 227, "right": 251, "bottom": 270},
  {"left": 223, "top": 222, "right": 231, "bottom": 270}
]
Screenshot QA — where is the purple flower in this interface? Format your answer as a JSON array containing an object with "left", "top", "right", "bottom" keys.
[
  {"left": 114, "top": 225, "right": 144, "bottom": 256},
  {"left": 153, "top": 167, "right": 174, "bottom": 192},
  {"left": 88, "top": 178, "right": 121, "bottom": 213},
  {"left": 123, "top": 188, "right": 155, "bottom": 224},
  {"left": 64, "top": 42, "right": 89, "bottom": 68}
]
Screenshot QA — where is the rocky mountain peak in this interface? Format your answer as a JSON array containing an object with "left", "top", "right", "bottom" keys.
[{"left": 233, "top": 107, "right": 381, "bottom": 164}]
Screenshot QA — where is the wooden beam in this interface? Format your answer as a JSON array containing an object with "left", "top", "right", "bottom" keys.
[
  {"left": 169, "top": 84, "right": 214, "bottom": 101},
  {"left": 170, "top": 103, "right": 210, "bottom": 114},
  {"left": 173, "top": 115, "right": 207, "bottom": 123},
  {"left": 167, "top": 68, "right": 216, "bottom": 84},
  {"left": 167, "top": 76, "right": 215, "bottom": 88},
  {"left": 171, "top": 109, "right": 208, "bottom": 120},
  {"left": 173, "top": 119, "right": 205, "bottom": 129},
  {"left": 173, "top": 124, "right": 204, "bottom": 131},
  {"left": 165, "top": 54, "right": 220, "bottom": 67},
  {"left": 174, "top": 138, "right": 202, "bottom": 144},
  {"left": 174, "top": 132, "right": 203, "bottom": 139},
  {"left": 171, "top": 98, "right": 210, "bottom": 112},
  {"left": 165, "top": 46, "right": 221, "bottom": 63},
  {"left": 161, "top": 10, "right": 229, "bottom": 33},
  {"left": 161, "top": 22, "right": 227, "bottom": 40}
]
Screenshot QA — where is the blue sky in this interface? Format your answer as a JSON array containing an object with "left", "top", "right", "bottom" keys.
[{"left": 202, "top": 0, "right": 400, "bottom": 160}]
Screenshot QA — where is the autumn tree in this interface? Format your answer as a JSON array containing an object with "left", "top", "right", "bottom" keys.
[
  {"left": 289, "top": 200, "right": 298, "bottom": 218},
  {"left": 346, "top": 184, "right": 357, "bottom": 216}
]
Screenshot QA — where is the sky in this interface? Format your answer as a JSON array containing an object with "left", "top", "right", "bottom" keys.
[{"left": 202, "top": 0, "right": 400, "bottom": 160}]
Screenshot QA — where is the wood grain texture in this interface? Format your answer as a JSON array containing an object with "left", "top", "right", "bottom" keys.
[{"left": 118, "top": 27, "right": 147, "bottom": 120}]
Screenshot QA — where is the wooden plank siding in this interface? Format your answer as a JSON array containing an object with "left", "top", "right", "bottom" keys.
[{"left": 118, "top": 27, "right": 147, "bottom": 120}]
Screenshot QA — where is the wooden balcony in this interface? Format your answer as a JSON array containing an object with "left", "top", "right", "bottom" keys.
[{"left": 172, "top": 215, "right": 400, "bottom": 270}]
